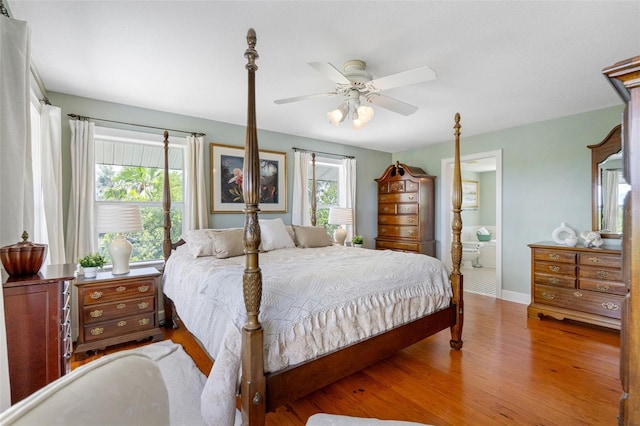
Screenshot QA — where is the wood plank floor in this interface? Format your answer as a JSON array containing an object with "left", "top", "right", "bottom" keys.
[{"left": 73, "top": 292, "right": 621, "bottom": 425}]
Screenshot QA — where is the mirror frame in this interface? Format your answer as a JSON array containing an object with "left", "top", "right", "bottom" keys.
[{"left": 587, "top": 125, "right": 622, "bottom": 239}]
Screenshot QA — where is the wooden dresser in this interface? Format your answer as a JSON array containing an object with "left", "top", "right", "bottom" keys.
[
  {"left": 604, "top": 55, "right": 639, "bottom": 424},
  {"left": 375, "top": 161, "right": 436, "bottom": 256},
  {"left": 527, "top": 242, "right": 624, "bottom": 330},
  {"left": 2, "top": 264, "right": 75, "bottom": 403},
  {"left": 75, "top": 267, "right": 162, "bottom": 358}
]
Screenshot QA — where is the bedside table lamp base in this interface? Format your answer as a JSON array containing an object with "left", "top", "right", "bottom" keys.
[{"left": 109, "top": 233, "right": 132, "bottom": 275}]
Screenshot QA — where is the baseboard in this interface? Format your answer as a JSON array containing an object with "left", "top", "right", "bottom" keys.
[{"left": 500, "top": 290, "right": 529, "bottom": 305}]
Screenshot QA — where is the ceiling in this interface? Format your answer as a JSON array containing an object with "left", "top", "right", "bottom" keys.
[{"left": 8, "top": 1, "right": 640, "bottom": 153}]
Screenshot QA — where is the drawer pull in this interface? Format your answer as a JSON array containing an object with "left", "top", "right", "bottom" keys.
[
  {"left": 117, "top": 303, "right": 126, "bottom": 309},
  {"left": 408, "top": 230, "right": 415, "bottom": 235},
  {"left": 379, "top": 217, "right": 387, "bottom": 223},
  {"left": 138, "top": 301, "right": 149, "bottom": 310},
  {"left": 588, "top": 257, "right": 601, "bottom": 264},
  {"left": 138, "top": 318, "right": 150, "bottom": 326},
  {"left": 138, "top": 285, "right": 150, "bottom": 293},
  {"left": 408, "top": 218, "right": 415, "bottom": 223},
  {"left": 573, "top": 291, "right": 583, "bottom": 298},
  {"left": 549, "top": 278, "right": 560, "bottom": 285},
  {"left": 408, "top": 195, "right": 414, "bottom": 200},
  {"left": 90, "top": 327, "right": 104, "bottom": 336},
  {"left": 89, "top": 310, "right": 103, "bottom": 318},
  {"left": 383, "top": 206, "right": 391, "bottom": 212},
  {"left": 549, "top": 266, "right": 560, "bottom": 273},
  {"left": 602, "top": 302, "right": 619, "bottom": 311},
  {"left": 117, "top": 321, "right": 127, "bottom": 327},
  {"left": 90, "top": 291, "right": 103, "bottom": 300},
  {"left": 549, "top": 254, "right": 560, "bottom": 260},
  {"left": 404, "top": 207, "right": 410, "bottom": 212},
  {"left": 542, "top": 292, "right": 556, "bottom": 300},
  {"left": 596, "top": 284, "right": 610, "bottom": 291},
  {"left": 596, "top": 271, "right": 609, "bottom": 279},
  {"left": 116, "top": 286, "right": 126, "bottom": 292}
]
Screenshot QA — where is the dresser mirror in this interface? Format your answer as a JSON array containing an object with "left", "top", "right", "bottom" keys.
[{"left": 588, "top": 125, "right": 628, "bottom": 239}]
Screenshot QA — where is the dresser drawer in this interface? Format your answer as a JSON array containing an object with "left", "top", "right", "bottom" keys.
[
  {"left": 534, "top": 285, "right": 623, "bottom": 319},
  {"left": 579, "top": 265, "right": 623, "bottom": 282},
  {"left": 533, "top": 261, "right": 576, "bottom": 276},
  {"left": 533, "top": 273, "right": 576, "bottom": 289},
  {"left": 82, "top": 296, "right": 155, "bottom": 324},
  {"left": 82, "top": 313, "right": 157, "bottom": 343},
  {"left": 379, "top": 193, "right": 419, "bottom": 204},
  {"left": 378, "top": 203, "right": 419, "bottom": 215},
  {"left": 579, "top": 253, "right": 622, "bottom": 269},
  {"left": 80, "top": 279, "right": 156, "bottom": 305},
  {"left": 533, "top": 249, "right": 576, "bottom": 264},
  {"left": 378, "top": 214, "right": 418, "bottom": 225},
  {"left": 376, "top": 239, "right": 420, "bottom": 253},
  {"left": 378, "top": 225, "right": 419, "bottom": 239},
  {"left": 579, "top": 279, "right": 627, "bottom": 295}
]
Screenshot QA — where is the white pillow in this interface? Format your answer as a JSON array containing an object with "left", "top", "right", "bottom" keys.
[
  {"left": 258, "top": 218, "right": 295, "bottom": 251},
  {"left": 181, "top": 229, "right": 217, "bottom": 258}
]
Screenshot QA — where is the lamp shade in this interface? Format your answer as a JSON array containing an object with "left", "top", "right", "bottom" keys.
[
  {"left": 96, "top": 204, "right": 143, "bottom": 234},
  {"left": 328, "top": 207, "right": 353, "bottom": 226}
]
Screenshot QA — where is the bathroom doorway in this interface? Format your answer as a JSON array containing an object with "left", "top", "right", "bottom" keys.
[{"left": 441, "top": 150, "right": 502, "bottom": 298}]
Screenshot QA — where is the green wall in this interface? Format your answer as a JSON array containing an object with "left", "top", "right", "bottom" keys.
[
  {"left": 393, "top": 106, "right": 624, "bottom": 296},
  {"left": 50, "top": 92, "right": 391, "bottom": 248}
]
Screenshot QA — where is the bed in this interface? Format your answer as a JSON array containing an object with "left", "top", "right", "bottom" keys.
[{"left": 161, "top": 29, "right": 465, "bottom": 426}]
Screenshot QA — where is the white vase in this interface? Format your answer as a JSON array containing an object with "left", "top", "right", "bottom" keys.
[
  {"left": 83, "top": 267, "right": 98, "bottom": 278},
  {"left": 551, "top": 222, "right": 577, "bottom": 245}
]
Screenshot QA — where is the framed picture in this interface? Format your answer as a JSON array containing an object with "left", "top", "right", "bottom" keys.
[
  {"left": 462, "top": 180, "right": 479, "bottom": 209},
  {"left": 210, "top": 143, "right": 287, "bottom": 213}
]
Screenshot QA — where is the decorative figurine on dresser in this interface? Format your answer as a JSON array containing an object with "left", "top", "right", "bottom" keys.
[
  {"left": 375, "top": 161, "right": 436, "bottom": 256},
  {"left": 74, "top": 267, "right": 163, "bottom": 359}
]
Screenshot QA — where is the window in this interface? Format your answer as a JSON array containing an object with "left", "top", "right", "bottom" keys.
[
  {"left": 309, "top": 157, "right": 340, "bottom": 234},
  {"left": 94, "top": 128, "right": 185, "bottom": 264}
]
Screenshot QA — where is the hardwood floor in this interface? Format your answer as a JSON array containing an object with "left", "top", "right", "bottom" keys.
[{"left": 72, "top": 292, "right": 621, "bottom": 425}]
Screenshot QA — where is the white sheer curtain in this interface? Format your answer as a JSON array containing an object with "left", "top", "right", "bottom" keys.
[
  {"left": 65, "top": 119, "right": 96, "bottom": 263},
  {"left": 0, "top": 14, "right": 32, "bottom": 411},
  {"left": 39, "top": 104, "right": 65, "bottom": 263},
  {"left": 602, "top": 169, "right": 619, "bottom": 233},
  {"left": 339, "top": 158, "right": 357, "bottom": 240},
  {"left": 184, "top": 134, "right": 208, "bottom": 230},
  {"left": 292, "top": 151, "right": 312, "bottom": 225}
]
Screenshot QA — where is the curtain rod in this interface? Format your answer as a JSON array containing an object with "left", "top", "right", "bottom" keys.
[
  {"left": 67, "top": 113, "right": 205, "bottom": 137},
  {"left": 292, "top": 147, "right": 354, "bottom": 159}
]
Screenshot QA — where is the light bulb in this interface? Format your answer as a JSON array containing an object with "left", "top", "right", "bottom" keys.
[
  {"left": 327, "top": 109, "right": 344, "bottom": 126},
  {"left": 352, "top": 118, "right": 366, "bottom": 130},
  {"left": 356, "top": 105, "right": 374, "bottom": 123}
]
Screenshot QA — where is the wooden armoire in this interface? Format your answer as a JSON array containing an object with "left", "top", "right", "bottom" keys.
[
  {"left": 603, "top": 55, "right": 639, "bottom": 424},
  {"left": 375, "top": 161, "right": 436, "bottom": 256}
]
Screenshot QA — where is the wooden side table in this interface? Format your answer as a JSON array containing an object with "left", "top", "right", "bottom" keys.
[
  {"left": 2, "top": 264, "right": 76, "bottom": 403},
  {"left": 74, "top": 267, "right": 163, "bottom": 359}
]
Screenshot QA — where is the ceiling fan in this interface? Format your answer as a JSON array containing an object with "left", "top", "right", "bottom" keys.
[{"left": 274, "top": 60, "right": 437, "bottom": 129}]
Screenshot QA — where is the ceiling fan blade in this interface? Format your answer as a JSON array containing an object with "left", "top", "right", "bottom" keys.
[
  {"left": 274, "top": 92, "right": 337, "bottom": 105},
  {"left": 366, "top": 94, "right": 419, "bottom": 116},
  {"left": 368, "top": 65, "right": 436, "bottom": 92},
  {"left": 308, "top": 62, "right": 352, "bottom": 85}
]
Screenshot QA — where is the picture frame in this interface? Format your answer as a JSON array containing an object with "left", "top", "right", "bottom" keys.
[
  {"left": 462, "top": 180, "right": 479, "bottom": 209},
  {"left": 210, "top": 143, "right": 287, "bottom": 213}
]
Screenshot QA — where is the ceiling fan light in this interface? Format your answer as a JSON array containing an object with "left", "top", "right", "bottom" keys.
[
  {"left": 357, "top": 105, "right": 374, "bottom": 123},
  {"left": 327, "top": 109, "right": 344, "bottom": 126},
  {"left": 352, "top": 118, "right": 366, "bottom": 130}
]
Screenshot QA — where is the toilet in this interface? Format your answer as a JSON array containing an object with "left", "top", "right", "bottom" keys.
[{"left": 461, "top": 242, "right": 482, "bottom": 269}]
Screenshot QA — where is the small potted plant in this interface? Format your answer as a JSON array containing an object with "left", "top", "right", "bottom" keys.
[
  {"left": 352, "top": 235, "right": 364, "bottom": 248},
  {"left": 78, "top": 252, "right": 106, "bottom": 278}
]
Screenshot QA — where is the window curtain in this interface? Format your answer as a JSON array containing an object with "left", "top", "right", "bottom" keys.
[
  {"left": 292, "top": 151, "right": 312, "bottom": 225},
  {"left": 39, "top": 104, "right": 65, "bottom": 263},
  {"left": 602, "top": 169, "right": 619, "bottom": 233},
  {"left": 65, "top": 119, "right": 96, "bottom": 263},
  {"left": 340, "top": 158, "right": 357, "bottom": 240},
  {"left": 184, "top": 134, "right": 208, "bottom": 230},
  {"left": 0, "top": 14, "right": 32, "bottom": 411}
]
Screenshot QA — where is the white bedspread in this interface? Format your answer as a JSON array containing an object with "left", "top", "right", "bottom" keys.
[{"left": 163, "top": 244, "right": 452, "bottom": 425}]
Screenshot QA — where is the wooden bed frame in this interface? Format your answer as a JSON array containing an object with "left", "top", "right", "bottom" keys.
[{"left": 161, "top": 29, "right": 464, "bottom": 426}]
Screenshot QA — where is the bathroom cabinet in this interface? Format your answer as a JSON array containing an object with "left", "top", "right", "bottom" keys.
[
  {"left": 527, "top": 242, "right": 624, "bottom": 330},
  {"left": 374, "top": 161, "right": 436, "bottom": 256}
]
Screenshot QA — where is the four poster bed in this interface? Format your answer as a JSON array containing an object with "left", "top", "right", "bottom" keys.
[{"left": 160, "top": 29, "right": 465, "bottom": 425}]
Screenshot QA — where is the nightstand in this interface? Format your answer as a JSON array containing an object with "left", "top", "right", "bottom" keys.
[{"left": 74, "top": 267, "right": 163, "bottom": 359}]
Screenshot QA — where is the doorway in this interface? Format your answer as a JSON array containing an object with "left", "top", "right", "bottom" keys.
[{"left": 440, "top": 150, "right": 502, "bottom": 298}]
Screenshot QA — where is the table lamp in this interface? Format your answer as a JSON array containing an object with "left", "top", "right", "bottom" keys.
[
  {"left": 328, "top": 207, "right": 353, "bottom": 246},
  {"left": 96, "top": 204, "right": 143, "bottom": 274}
]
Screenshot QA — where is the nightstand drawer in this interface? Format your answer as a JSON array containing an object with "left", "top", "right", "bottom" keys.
[
  {"left": 82, "top": 313, "right": 157, "bottom": 343},
  {"left": 80, "top": 278, "right": 156, "bottom": 305},
  {"left": 82, "top": 296, "right": 155, "bottom": 324}
]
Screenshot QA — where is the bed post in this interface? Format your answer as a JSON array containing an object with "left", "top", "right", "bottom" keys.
[
  {"left": 241, "top": 28, "right": 266, "bottom": 426},
  {"left": 161, "top": 130, "right": 176, "bottom": 329},
  {"left": 450, "top": 113, "right": 464, "bottom": 350},
  {"left": 311, "top": 153, "right": 317, "bottom": 226}
]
